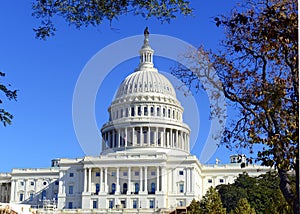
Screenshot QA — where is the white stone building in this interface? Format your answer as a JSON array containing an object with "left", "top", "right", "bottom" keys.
[{"left": 0, "top": 31, "right": 271, "bottom": 213}]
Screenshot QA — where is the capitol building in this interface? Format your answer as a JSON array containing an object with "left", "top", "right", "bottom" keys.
[{"left": 0, "top": 30, "right": 271, "bottom": 213}]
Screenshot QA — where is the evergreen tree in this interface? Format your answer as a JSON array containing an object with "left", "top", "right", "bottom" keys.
[
  {"left": 230, "top": 198, "right": 256, "bottom": 214},
  {"left": 188, "top": 199, "right": 201, "bottom": 214},
  {"left": 199, "top": 187, "right": 226, "bottom": 214}
]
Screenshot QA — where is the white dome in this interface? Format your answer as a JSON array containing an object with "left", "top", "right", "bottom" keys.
[
  {"left": 115, "top": 70, "right": 176, "bottom": 100},
  {"left": 101, "top": 30, "right": 190, "bottom": 155}
]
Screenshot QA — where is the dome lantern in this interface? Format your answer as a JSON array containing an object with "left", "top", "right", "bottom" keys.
[{"left": 138, "top": 27, "right": 155, "bottom": 71}]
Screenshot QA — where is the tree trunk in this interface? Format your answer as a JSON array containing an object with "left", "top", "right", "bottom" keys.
[{"left": 278, "top": 168, "right": 299, "bottom": 214}]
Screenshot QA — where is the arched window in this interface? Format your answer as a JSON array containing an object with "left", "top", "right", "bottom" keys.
[
  {"left": 111, "top": 183, "right": 116, "bottom": 194},
  {"left": 151, "top": 183, "right": 156, "bottom": 193},
  {"left": 134, "top": 183, "right": 139, "bottom": 194},
  {"left": 123, "top": 183, "right": 128, "bottom": 194},
  {"left": 95, "top": 183, "right": 100, "bottom": 194}
]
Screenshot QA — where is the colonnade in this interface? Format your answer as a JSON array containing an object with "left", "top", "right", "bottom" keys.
[
  {"left": 102, "top": 127, "right": 190, "bottom": 152},
  {"left": 83, "top": 166, "right": 166, "bottom": 195}
]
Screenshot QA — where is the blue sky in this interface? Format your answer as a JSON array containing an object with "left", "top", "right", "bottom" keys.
[{"left": 0, "top": 1, "right": 241, "bottom": 172}]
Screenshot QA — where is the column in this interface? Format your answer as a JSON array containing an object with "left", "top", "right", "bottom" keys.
[
  {"left": 34, "top": 179, "right": 37, "bottom": 193},
  {"left": 140, "top": 127, "right": 143, "bottom": 145},
  {"left": 127, "top": 167, "right": 131, "bottom": 195},
  {"left": 147, "top": 127, "right": 150, "bottom": 146},
  {"left": 88, "top": 168, "right": 92, "bottom": 192},
  {"left": 112, "top": 130, "right": 115, "bottom": 148},
  {"left": 186, "top": 168, "right": 190, "bottom": 194},
  {"left": 176, "top": 130, "right": 178, "bottom": 148},
  {"left": 83, "top": 169, "right": 87, "bottom": 192},
  {"left": 171, "top": 129, "right": 174, "bottom": 147},
  {"left": 24, "top": 179, "right": 27, "bottom": 200},
  {"left": 12, "top": 180, "right": 17, "bottom": 201},
  {"left": 116, "top": 168, "right": 120, "bottom": 194},
  {"left": 155, "top": 127, "right": 158, "bottom": 146},
  {"left": 184, "top": 133, "right": 187, "bottom": 151},
  {"left": 181, "top": 131, "right": 184, "bottom": 150},
  {"left": 166, "top": 130, "right": 169, "bottom": 147},
  {"left": 104, "top": 168, "right": 108, "bottom": 193},
  {"left": 117, "top": 129, "right": 120, "bottom": 148},
  {"left": 132, "top": 127, "right": 135, "bottom": 146},
  {"left": 144, "top": 166, "right": 148, "bottom": 193},
  {"left": 156, "top": 167, "right": 160, "bottom": 192},
  {"left": 161, "top": 167, "right": 166, "bottom": 192},
  {"left": 163, "top": 128, "right": 166, "bottom": 147},
  {"left": 139, "top": 167, "right": 143, "bottom": 193},
  {"left": 190, "top": 168, "right": 193, "bottom": 193},
  {"left": 125, "top": 128, "right": 128, "bottom": 147},
  {"left": 100, "top": 168, "right": 104, "bottom": 193}
]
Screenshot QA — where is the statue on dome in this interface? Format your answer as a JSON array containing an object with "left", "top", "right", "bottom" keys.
[{"left": 144, "top": 27, "right": 149, "bottom": 36}]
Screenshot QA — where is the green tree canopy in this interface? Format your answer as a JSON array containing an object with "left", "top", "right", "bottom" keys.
[
  {"left": 0, "top": 72, "right": 17, "bottom": 127},
  {"left": 217, "top": 172, "right": 293, "bottom": 214},
  {"left": 32, "top": 0, "right": 193, "bottom": 39}
]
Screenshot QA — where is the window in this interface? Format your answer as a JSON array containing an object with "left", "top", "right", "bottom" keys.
[
  {"left": 123, "top": 183, "right": 128, "bottom": 194},
  {"left": 111, "top": 171, "right": 116, "bottom": 177},
  {"left": 151, "top": 107, "right": 154, "bottom": 116},
  {"left": 134, "top": 183, "right": 139, "bottom": 194},
  {"left": 29, "top": 193, "right": 34, "bottom": 201},
  {"left": 179, "top": 184, "right": 184, "bottom": 193},
  {"left": 42, "top": 190, "right": 46, "bottom": 200},
  {"left": 68, "top": 202, "right": 73, "bottom": 209},
  {"left": 138, "top": 106, "right": 141, "bottom": 116},
  {"left": 109, "top": 199, "right": 114, "bottom": 208},
  {"left": 168, "top": 109, "right": 171, "bottom": 118},
  {"left": 111, "top": 183, "right": 116, "bottom": 194},
  {"left": 149, "top": 199, "right": 155, "bottom": 208},
  {"left": 134, "top": 171, "right": 139, "bottom": 176},
  {"left": 157, "top": 107, "right": 160, "bottom": 116},
  {"left": 151, "top": 171, "right": 156, "bottom": 176},
  {"left": 69, "top": 185, "right": 73, "bottom": 194},
  {"left": 131, "top": 107, "right": 135, "bottom": 116},
  {"left": 95, "top": 184, "right": 100, "bottom": 194},
  {"left": 123, "top": 172, "right": 127, "bottom": 176},
  {"left": 30, "top": 181, "right": 34, "bottom": 186},
  {"left": 96, "top": 172, "right": 100, "bottom": 177},
  {"left": 151, "top": 183, "right": 156, "bottom": 193},
  {"left": 55, "top": 180, "right": 59, "bottom": 185},
  {"left": 20, "top": 181, "right": 24, "bottom": 186},
  {"left": 178, "top": 200, "right": 185, "bottom": 207},
  {"left": 144, "top": 107, "right": 148, "bottom": 116},
  {"left": 93, "top": 200, "right": 98, "bottom": 209},
  {"left": 19, "top": 193, "right": 24, "bottom": 201},
  {"left": 208, "top": 179, "right": 212, "bottom": 183},
  {"left": 69, "top": 173, "right": 74, "bottom": 177},
  {"left": 219, "top": 179, "right": 224, "bottom": 183},
  {"left": 133, "top": 199, "right": 138, "bottom": 208},
  {"left": 43, "top": 181, "right": 47, "bottom": 185},
  {"left": 179, "top": 170, "right": 184, "bottom": 175}
]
